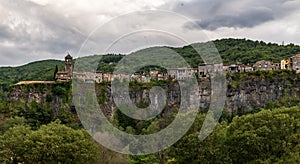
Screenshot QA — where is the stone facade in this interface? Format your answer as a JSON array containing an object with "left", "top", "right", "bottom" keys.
[
  {"left": 292, "top": 56, "right": 299, "bottom": 71},
  {"left": 168, "top": 68, "right": 198, "bottom": 80},
  {"left": 281, "top": 54, "right": 300, "bottom": 73},
  {"left": 253, "top": 60, "right": 272, "bottom": 71},
  {"left": 198, "top": 63, "right": 223, "bottom": 78}
]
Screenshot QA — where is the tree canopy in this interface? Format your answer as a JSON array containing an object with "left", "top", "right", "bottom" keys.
[{"left": 0, "top": 121, "right": 100, "bottom": 164}]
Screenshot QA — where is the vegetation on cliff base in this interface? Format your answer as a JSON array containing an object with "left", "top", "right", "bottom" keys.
[
  {"left": 0, "top": 80, "right": 299, "bottom": 163},
  {"left": 0, "top": 121, "right": 100, "bottom": 163},
  {"left": 131, "top": 106, "right": 300, "bottom": 163}
]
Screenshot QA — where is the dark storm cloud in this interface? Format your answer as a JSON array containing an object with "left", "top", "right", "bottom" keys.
[
  {"left": 0, "top": 25, "right": 13, "bottom": 41},
  {"left": 169, "top": 0, "right": 297, "bottom": 30},
  {"left": 1, "top": 0, "right": 300, "bottom": 65},
  {"left": 0, "top": 0, "right": 86, "bottom": 65},
  {"left": 186, "top": 8, "right": 274, "bottom": 30}
]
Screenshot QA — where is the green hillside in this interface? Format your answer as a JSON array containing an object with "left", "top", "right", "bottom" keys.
[
  {"left": 215, "top": 38, "right": 300, "bottom": 64},
  {"left": 93, "top": 38, "right": 300, "bottom": 69},
  {"left": 2, "top": 38, "right": 300, "bottom": 85},
  {"left": 173, "top": 38, "right": 300, "bottom": 67},
  {"left": 0, "top": 60, "right": 64, "bottom": 85}
]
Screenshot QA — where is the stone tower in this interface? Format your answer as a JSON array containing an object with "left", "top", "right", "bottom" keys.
[{"left": 65, "top": 53, "right": 73, "bottom": 75}]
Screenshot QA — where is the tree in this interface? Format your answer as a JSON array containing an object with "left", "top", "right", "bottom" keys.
[
  {"left": 0, "top": 116, "right": 26, "bottom": 133},
  {"left": 226, "top": 107, "right": 300, "bottom": 163},
  {"left": 0, "top": 121, "right": 100, "bottom": 163},
  {"left": 0, "top": 125, "right": 31, "bottom": 163},
  {"left": 169, "top": 122, "right": 230, "bottom": 164},
  {"left": 54, "top": 65, "right": 58, "bottom": 81}
]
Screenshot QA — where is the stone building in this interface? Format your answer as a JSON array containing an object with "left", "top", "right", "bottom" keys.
[
  {"left": 168, "top": 68, "right": 198, "bottom": 80},
  {"left": 253, "top": 60, "right": 279, "bottom": 71},
  {"left": 73, "top": 72, "right": 103, "bottom": 83},
  {"left": 281, "top": 54, "right": 300, "bottom": 73},
  {"left": 198, "top": 63, "right": 223, "bottom": 78},
  {"left": 225, "top": 64, "right": 240, "bottom": 73},
  {"left": 290, "top": 54, "right": 300, "bottom": 73},
  {"left": 240, "top": 64, "right": 254, "bottom": 72},
  {"left": 55, "top": 54, "right": 73, "bottom": 82},
  {"left": 149, "top": 70, "right": 159, "bottom": 79},
  {"left": 157, "top": 73, "right": 168, "bottom": 81},
  {"left": 281, "top": 58, "right": 291, "bottom": 69},
  {"left": 273, "top": 63, "right": 281, "bottom": 70}
]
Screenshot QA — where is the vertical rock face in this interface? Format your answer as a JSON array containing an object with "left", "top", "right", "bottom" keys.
[
  {"left": 8, "top": 84, "right": 72, "bottom": 116},
  {"left": 225, "top": 76, "right": 299, "bottom": 113},
  {"left": 97, "top": 75, "right": 299, "bottom": 116},
  {"left": 9, "top": 87, "right": 46, "bottom": 104},
  {"left": 8, "top": 73, "right": 300, "bottom": 117}
]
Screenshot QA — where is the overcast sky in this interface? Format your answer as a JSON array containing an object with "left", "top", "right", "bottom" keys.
[{"left": 1, "top": 0, "right": 300, "bottom": 66}]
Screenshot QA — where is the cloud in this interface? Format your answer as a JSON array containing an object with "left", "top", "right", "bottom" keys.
[
  {"left": 1, "top": 0, "right": 300, "bottom": 66},
  {"left": 187, "top": 7, "right": 274, "bottom": 30},
  {"left": 0, "top": 0, "right": 87, "bottom": 65},
  {"left": 168, "top": 0, "right": 299, "bottom": 30},
  {"left": 0, "top": 0, "right": 172, "bottom": 66}
]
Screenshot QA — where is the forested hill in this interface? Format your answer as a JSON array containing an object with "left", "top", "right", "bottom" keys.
[
  {"left": 174, "top": 38, "right": 300, "bottom": 67},
  {"left": 215, "top": 38, "right": 300, "bottom": 64},
  {"left": 1, "top": 38, "right": 300, "bottom": 85},
  {"left": 0, "top": 60, "right": 64, "bottom": 86}
]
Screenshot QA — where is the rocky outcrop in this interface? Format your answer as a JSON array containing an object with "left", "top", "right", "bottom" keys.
[
  {"left": 225, "top": 75, "right": 299, "bottom": 113},
  {"left": 9, "top": 86, "right": 48, "bottom": 104},
  {"left": 94, "top": 73, "right": 300, "bottom": 116},
  {"left": 9, "top": 72, "right": 300, "bottom": 117},
  {"left": 8, "top": 84, "right": 72, "bottom": 116}
]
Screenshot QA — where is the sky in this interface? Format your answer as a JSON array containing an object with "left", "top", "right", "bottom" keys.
[{"left": 1, "top": 0, "right": 300, "bottom": 66}]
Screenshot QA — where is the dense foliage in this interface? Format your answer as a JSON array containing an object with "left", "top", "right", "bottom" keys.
[
  {"left": 0, "top": 79, "right": 299, "bottom": 163},
  {"left": 0, "top": 60, "right": 64, "bottom": 85},
  {"left": 170, "top": 38, "right": 300, "bottom": 67},
  {"left": 214, "top": 38, "right": 300, "bottom": 64},
  {"left": 0, "top": 121, "right": 100, "bottom": 163},
  {"left": 131, "top": 106, "right": 300, "bottom": 163},
  {"left": 0, "top": 82, "right": 130, "bottom": 163}
]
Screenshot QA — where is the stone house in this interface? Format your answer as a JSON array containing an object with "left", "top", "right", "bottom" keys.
[
  {"left": 73, "top": 71, "right": 103, "bottom": 83},
  {"left": 240, "top": 65, "right": 254, "bottom": 72},
  {"left": 223, "top": 63, "right": 254, "bottom": 73},
  {"left": 273, "top": 63, "right": 281, "bottom": 70},
  {"left": 198, "top": 63, "right": 223, "bottom": 78},
  {"left": 157, "top": 73, "right": 168, "bottom": 81},
  {"left": 150, "top": 70, "right": 159, "bottom": 79},
  {"left": 253, "top": 60, "right": 279, "bottom": 71},
  {"left": 226, "top": 64, "right": 240, "bottom": 73},
  {"left": 281, "top": 54, "right": 300, "bottom": 73},
  {"left": 291, "top": 55, "right": 300, "bottom": 72},
  {"left": 168, "top": 68, "right": 198, "bottom": 80},
  {"left": 102, "top": 73, "right": 113, "bottom": 82},
  {"left": 113, "top": 74, "right": 129, "bottom": 82}
]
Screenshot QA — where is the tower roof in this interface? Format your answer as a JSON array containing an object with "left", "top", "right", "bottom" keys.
[{"left": 65, "top": 53, "right": 72, "bottom": 59}]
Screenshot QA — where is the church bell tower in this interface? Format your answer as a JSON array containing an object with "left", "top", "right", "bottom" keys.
[{"left": 65, "top": 53, "right": 73, "bottom": 75}]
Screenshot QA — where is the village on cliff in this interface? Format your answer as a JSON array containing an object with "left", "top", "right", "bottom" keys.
[{"left": 16, "top": 53, "right": 300, "bottom": 85}]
